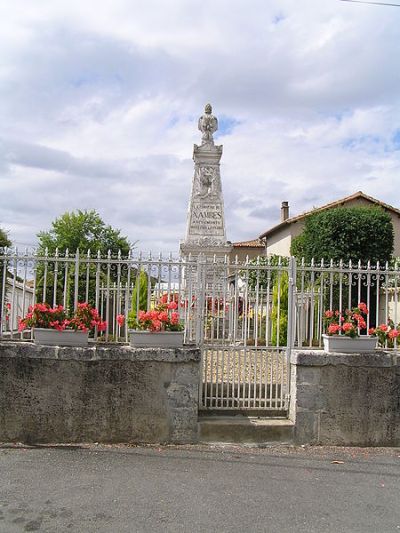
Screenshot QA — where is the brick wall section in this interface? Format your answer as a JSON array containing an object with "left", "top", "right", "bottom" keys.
[
  {"left": 290, "top": 350, "right": 400, "bottom": 446},
  {"left": 0, "top": 342, "right": 200, "bottom": 445}
]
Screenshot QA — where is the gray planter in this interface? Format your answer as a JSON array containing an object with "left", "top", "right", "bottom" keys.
[
  {"left": 322, "top": 334, "right": 377, "bottom": 353},
  {"left": 129, "top": 330, "right": 184, "bottom": 348},
  {"left": 33, "top": 328, "right": 89, "bottom": 347}
]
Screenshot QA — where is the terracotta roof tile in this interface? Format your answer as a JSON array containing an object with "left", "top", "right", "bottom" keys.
[{"left": 232, "top": 239, "right": 265, "bottom": 248}]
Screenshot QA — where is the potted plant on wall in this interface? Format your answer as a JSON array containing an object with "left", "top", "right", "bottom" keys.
[
  {"left": 127, "top": 299, "right": 184, "bottom": 348},
  {"left": 368, "top": 320, "right": 400, "bottom": 348},
  {"left": 18, "top": 302, "right": 107, "bottom": 346},
  {"left": 322, "top": 302, "right": 377, "bottom": 353}
]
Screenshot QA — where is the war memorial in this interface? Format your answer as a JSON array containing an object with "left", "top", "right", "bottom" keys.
[{"left": 180, "top": 104, "right": 232, "bottom": 262}]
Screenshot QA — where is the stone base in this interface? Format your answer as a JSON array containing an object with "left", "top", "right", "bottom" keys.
[
  {"left": 290, "top": 350, "right": 400, "bottom": 446},
  {"left": 0, "top": 342, "right": 201, "bottom": 445}
]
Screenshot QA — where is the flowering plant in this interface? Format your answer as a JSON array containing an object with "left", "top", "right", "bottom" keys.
[
  {"left": 127, "top": 300, "right": 183, "bottom": 332},
  {"left": 368, "top": 320, "right": 400, "bottom": 348},
  {"left": 324, "top": 302, "right": 368, "bottom": 338},
  {"left": 18, "top": 302, "right": 107, "bottom": 333}
]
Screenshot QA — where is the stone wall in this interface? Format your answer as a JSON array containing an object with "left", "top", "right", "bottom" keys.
[
  {"left": 290, "top": 350, "right": 400, "bottom": 446},
  {"left": 0, "top": 342, "right": 200, "bottom": 445}
]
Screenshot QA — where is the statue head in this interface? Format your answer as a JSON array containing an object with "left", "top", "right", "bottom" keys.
[{"left": 204, "top": 103, "right": 212, "bottom": 114}]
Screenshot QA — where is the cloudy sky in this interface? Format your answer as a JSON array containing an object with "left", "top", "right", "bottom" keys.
[{"left": 1, "top": 0, "right": 400, "bottom": 253}]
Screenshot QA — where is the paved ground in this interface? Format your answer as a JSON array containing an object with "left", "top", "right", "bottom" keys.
[{"left": 1, "top": 443, "right": 399, "bottom": 533}]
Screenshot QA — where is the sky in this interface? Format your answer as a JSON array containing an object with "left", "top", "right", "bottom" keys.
[{"left": 1, "top": 0, "right": 400, "bottom": 253}]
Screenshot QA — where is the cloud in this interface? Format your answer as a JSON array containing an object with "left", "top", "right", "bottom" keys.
[{"left": 0, "top": 0, "right": 400, "bottom": 253}]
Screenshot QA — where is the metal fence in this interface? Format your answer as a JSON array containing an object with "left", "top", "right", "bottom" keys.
[{"left": 1, "top": 249, "right": 400, "bottom": 412}]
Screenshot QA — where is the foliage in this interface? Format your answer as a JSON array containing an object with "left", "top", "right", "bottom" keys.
[
  {"left": 290, "top": 206, "right": 394, "bottom": 264},
  {"left": 323, "top": 302, "right": 368, "bottom": 338},
  {"left": 37, "top": 210, "right": 130, "bottom": 256},
  {"left": 128, "top": 270, "right": 149, "bottom": 322},
  {"left": 35, "top": 210, "right": 131, "bottom": 308},
  {"left": 0, "top": 227, "right": 11, "bottom": 324},
  {"left": 247, "top": 255, "right": 289, "bottom": 290},
  {"left": 369, "top": 320, "right": 400, "bottom": 348},
  {"left": 0, "top": 227, "right": 11, "bottom": 249},
  {"left": 18, "top": 302, "right": 107, "bottom": 333},
  {"left": 127, "top": 301, "right": 183, "bottom": 332},
  {"left": 271, "top": 272, "right": 288, "bottom": 346}
]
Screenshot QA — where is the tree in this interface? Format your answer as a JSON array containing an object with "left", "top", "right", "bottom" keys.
[
  {"left": 290, "top": 206, "right": 394, "bottom": 264},
  {"left": 35, "top": 210, "right": 132, "bottom": 308},
  {"left": 37, "top": 210, "right": 130, "bottom": 256},
  {"left": 0, "top": 227, "right": 11, "bottom": 249},
  {"left": 0, "top": 227, "right": 11, "bottom": 326},
  {"left": 271, "top": 272, "right": 288, "bottom": 347},
  {"left": 128, "top": 270, "right": 149, "bottom": 324}
]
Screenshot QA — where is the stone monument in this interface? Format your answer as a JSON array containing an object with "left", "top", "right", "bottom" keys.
[{"left": 180, "top": 104, "right": 232, "bottom": 261}]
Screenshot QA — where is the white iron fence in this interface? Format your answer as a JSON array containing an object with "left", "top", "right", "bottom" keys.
[{"left": 1, "top": 250, "right": 400, "bottom": 411}]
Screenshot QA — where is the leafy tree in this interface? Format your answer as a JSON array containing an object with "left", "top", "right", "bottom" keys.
[
  {"left": 247, "top": 255, "right": 289, "bottom": 290},
  {"left": 128, "top": 270, "right": 149, "bottom": 325},
  {"left": 0, "top": 227, "right": 11, "bottom": 326},
  {"left": 271, "top": 272, "right": 288, "bottom": 347},
  {"left": 290, "top": 206, "right": 394, "bottom": 264},
  {"left": 291, "top": 206, "right": 394, "bottom": 332},
  {"left": 0, "top": 227, "right": 11, "bottom": 249},
  {"left": 37, "top": 210, "right": 130, "bottom": 256},
  {"left": 35, "top": 210, "right": 132, "bottom": 308}
]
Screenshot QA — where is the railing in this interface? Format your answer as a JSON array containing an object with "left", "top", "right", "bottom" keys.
[
  {"left": 2, "top": 250, "right": 400, "bottom": 348},
  {"left": 0, "top": 249, "right": 200, "bottom": 343}
]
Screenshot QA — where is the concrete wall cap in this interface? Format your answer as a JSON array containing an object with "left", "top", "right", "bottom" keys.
[
  {"left": 291, "top": 349, "right": 397, "bottom": 368},
  {"left": 0, "top": 341, "right": 201, "bottom": 363}
]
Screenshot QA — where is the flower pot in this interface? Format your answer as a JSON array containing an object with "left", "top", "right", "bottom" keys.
[
  {"left": 129, "top": 330, "right": 184, "bottom": 348},
  {"left": 33, "top": 328, "right": 89, "bottom": 347},
  {"left": 322, "top": 334, "right": 377, "bottom": 353}
]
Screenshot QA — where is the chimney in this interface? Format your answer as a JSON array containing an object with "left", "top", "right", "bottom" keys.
[{"left": 281, "top": 201, "right": 289, "bottom": 222}]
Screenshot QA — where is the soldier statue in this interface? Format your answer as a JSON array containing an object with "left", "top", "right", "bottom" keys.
[{"left": 198, "top": 103, "right": 218, "bottom": 144}]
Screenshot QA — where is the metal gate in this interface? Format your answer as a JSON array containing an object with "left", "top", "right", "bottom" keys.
[{"left": 197, "top": 257, "right": 296, "bottom": 412}]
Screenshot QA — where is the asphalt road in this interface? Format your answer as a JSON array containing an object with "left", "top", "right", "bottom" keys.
[{"left": 0, "top": 443, "right": 399, "bottom": 533}]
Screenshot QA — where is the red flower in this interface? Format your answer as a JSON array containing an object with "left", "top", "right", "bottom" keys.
[
  {"left": 168, "top": 301, "right": 178, "bottom": 310},
  {"left": 116, "top": 314, "right": 125, "bottom": 327},
  {"left": 342, "top": 322, "right": 353, "bottom": 332},
  {"left": 158, "top": 311, "right": 169, "bottom": 323},
  {"left": 328, "top": 324, "right": 341, "bottom": 335},
  {"left": 368, "top": 327, "right": 376, "bottom": 335},
  {"left": 388, "top": 329, "right": 399, "bottom": 339},
  {"left": 324, "top": 310, "right": 334, "bottom": 318}
]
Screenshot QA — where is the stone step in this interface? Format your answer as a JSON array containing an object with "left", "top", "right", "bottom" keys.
[{"left": 199, "top": 415, "right": 294, "bottom": 444}]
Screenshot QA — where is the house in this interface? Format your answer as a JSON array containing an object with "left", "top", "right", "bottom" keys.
[
  {"left": 4, "top": 277, "right": 34, "bottom": 333},
  {"left": 258, "top": 191, "right": 400, "bottom": 257},
  {"left": 230, "top": 239, "right": 265, "bottom": 263}
]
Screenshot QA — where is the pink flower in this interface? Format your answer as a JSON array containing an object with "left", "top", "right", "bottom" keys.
[
  {"left": 388, "top": 329, "right": 399, "bottom": 339},
  {"left": 116, "top": 314, "right": 125, "bottom": 327},
  {"left": 328, "top": 324, "right": 341, "bottom": 335},
  {"left": 97, "top": 321, "right": 107, "bottom": 332},
  {"left": 368, "top": 327, "right": 376, "bottom": 335},
  {"left": 158, "top": 311, "right": 169, "bottom": 322},
  {"left": 170, "top": 312, "right": 180, "bottom": 325},
  {"left": 6, "top": 303, "right": 11, "bottom": 310},
  {"left": 168, "top": 301, "right": 178, "bottom": 310},
  {"left": 358, "top": 302, "right": 368, "bottom": 314},
  {"left": 378, "top": 324, "right": 388, "bottom": 332},
  {"left": 151, "top": 319, "right": 162, "bottom": 331},
  {"left": 324, "top": 310, "right": 334, "bottom": 318},
  {"left": 342, "top": 322, "right": 354, "bottom": 332}
]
